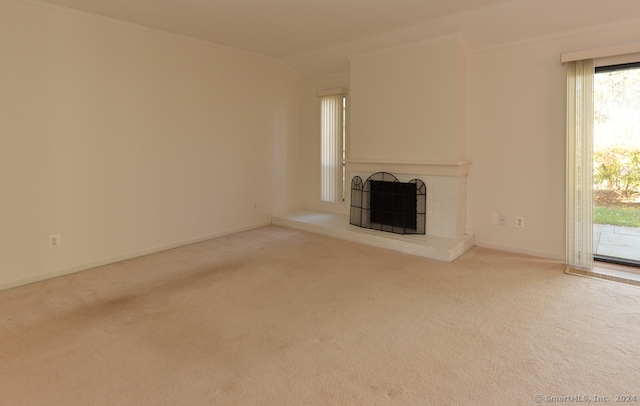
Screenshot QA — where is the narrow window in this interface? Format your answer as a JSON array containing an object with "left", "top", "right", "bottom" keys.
[
  {"left": 318, "top": 88, "right": 347, "bottom": 203},
  {"left": 565, "top": 58, "right": 595, "bottom": 270}
]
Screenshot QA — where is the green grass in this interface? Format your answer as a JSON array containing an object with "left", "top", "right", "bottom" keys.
[{"left": 594, "top": 206, "right": 640, "bottom": 227}]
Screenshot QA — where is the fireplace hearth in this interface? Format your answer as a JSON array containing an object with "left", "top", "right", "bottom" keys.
[{"left": 271, "top": 159, "right": 473, "bottom": 262}]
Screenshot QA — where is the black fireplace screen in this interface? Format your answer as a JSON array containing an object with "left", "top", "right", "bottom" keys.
[{"left": 350, "top": 172, "right": 426, "bottom": 235}]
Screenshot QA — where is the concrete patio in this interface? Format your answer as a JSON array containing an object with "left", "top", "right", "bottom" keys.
[{"left": 594, "top": 224, "right": 640, "bottom": 262}]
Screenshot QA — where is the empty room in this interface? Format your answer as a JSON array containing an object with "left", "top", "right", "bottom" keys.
[{"left": 1, "top": 0, "right": 640, "bottom": 404}]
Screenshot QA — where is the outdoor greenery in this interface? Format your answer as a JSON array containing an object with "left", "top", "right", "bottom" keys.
[
  {"left": 593, "top": 206, "right": 640, "bottom": 227},
  {"left": 594, "top": 146, "right": 640, "bottom": 198},
  {"left": 593, "top": 67, "right": 640, "bottom": 227}
]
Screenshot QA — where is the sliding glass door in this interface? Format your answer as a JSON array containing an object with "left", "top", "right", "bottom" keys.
[{"left": 593, "top": 63, "right": 640, "bottom": 267}]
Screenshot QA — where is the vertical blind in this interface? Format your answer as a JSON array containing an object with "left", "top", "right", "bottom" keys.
[
  {"left": 565, "top": 59, "right": 594, "bottom": 269},
  {"left": 319, "top": 91, "right": 346, "bottom": 203}
]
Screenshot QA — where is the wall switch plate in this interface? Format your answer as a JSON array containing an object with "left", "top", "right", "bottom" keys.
[{"left": 491, "top": 213, "right": 499, "bottom": 225}]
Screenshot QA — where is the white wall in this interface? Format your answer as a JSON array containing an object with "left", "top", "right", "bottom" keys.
[
  {"left": 302, "top": 15, "right": 640, "bottom": 261},
  {"left": 466, "top": 22, "right": 640, "bottom": 260},
  {"left": 0, "top": 0, "right": 304, "bottom": 289},
  {"left": 4, "top": 1, "right": 640, "bottom": 289},
  {"left": 349, "top": 36, "right": 468, "bottom": 162}
]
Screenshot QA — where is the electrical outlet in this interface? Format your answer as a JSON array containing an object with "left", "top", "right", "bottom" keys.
[
  {"left": 253, "top": 201, "right": 258, "bottom": 208},
  {"left": 516, "top": 216, "right": 525, "bottom": 228},
  {"left": 49, "top": 234, "right": 61, "bottom": 248},
  {"left": 499, "top": 215, "right": 506, "bottom": 226},
  {"left": 491, "top": 213, "right": 499, "bottom": 225}
]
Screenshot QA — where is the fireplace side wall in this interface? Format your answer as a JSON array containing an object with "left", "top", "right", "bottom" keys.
[{"left": 426, "top": 175, "right": 467, "bottom": 239}]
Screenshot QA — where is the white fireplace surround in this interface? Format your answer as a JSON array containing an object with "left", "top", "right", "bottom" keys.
[
  {"left": 272, "top": 159, "right": 474, "bottom": 262},
  {"left": 347, "top": 159, "right": 471, "bottom": 240}
]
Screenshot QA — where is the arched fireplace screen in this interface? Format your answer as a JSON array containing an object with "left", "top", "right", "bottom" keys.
[{"left": 350, "top": 172, "right": 426, "bottom": 235}]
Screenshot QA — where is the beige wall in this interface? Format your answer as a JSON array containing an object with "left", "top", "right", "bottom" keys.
[
  {"left": 3, "top": 0, "right": 640, "bottom": 289},
  {"left": 349, "top": 36, "right": 468, "bottom": 162},
  {"left": 303, "top": 18, "right": 640, "bottom": 261},
  {"left": 0, "top": 0, "right": 304, "bottom": 289},
  {"left": 466, "top": 22, "right": 640, "bottom": 260}
]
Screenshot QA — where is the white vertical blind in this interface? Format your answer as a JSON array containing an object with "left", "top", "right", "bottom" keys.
[
  {"left": 320, "top": 92, "right": 345, "bottom": 203},
  {"left": 566, "top": 59, "right": 594, "bottom": 269}
]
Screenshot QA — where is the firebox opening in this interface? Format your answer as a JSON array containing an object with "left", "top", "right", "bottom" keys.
[
  {"left": 350, "top": 172, "right": 426, "bottom": 235},
  {"left": 370, "top": 180, "right": 417, "bottom": 231}
]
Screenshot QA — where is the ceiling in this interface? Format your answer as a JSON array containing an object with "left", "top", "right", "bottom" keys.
[
  {"left": 35, "top": 0, "right": 511, "bottom": 57},
  {"left": 35, "top": 0, "right": 640, "bottom": 78}
]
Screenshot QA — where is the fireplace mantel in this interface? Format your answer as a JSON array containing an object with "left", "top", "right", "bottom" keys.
[{"left": 345, "top": 159, "right": 471, "bottom": 177}]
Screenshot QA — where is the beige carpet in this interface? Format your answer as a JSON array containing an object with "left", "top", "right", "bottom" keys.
[{"left": 1, "top": 226, "right": 639, "bottom": 405}]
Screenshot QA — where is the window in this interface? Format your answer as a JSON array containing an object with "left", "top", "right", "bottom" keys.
[
  {"left": 565, "top": 59, "right": 595, "bottom": 270},
  {"left": 593, "top": 62, "right": 640, "bottom": 267},
  {"left": 562, "top": 46, "right": 640, "bottom": 270},
  {"left": 318, "top": 88, "right": 347, "bottom": 203}
]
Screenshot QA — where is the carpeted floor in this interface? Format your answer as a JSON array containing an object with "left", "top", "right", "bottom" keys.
[{"left": 1, "top": 225, "right": 639, "bottom": 405}]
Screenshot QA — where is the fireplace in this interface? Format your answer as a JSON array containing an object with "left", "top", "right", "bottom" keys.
[
  {"left": 350, "top": 172, "right": 426, "bottom": 235},
  {"left": 271, "top": 159, "right": 473, "bottom": 262}
]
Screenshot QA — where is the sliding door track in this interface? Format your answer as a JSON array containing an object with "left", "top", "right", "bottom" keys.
[{"left": 595, "top": 255, "right": 640, "bottom": 269}]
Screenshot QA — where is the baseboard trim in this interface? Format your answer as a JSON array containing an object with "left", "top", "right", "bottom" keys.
[
  {"left": 0, "top": 221, "right": 270, "bottom": 292},
  {"left": 473, "top": 240, "right": 564, "bottom": 261}
]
